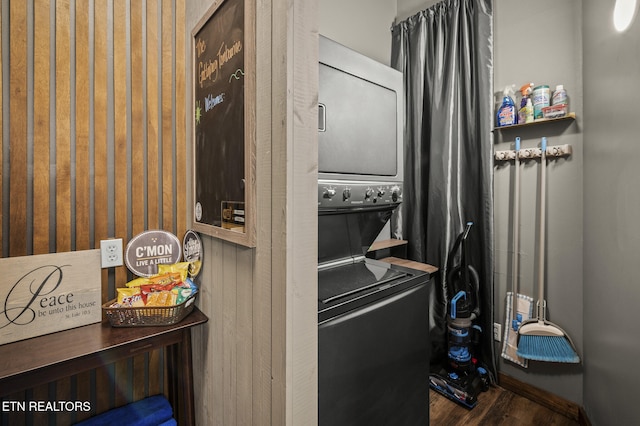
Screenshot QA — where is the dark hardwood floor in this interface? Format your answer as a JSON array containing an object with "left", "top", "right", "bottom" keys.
[{"left": 430, "top": 386, "right": 579, "bottom": 426}]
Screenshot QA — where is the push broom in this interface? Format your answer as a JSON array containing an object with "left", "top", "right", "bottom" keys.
[
  {"left": 501, "top": 137, "right": 534, "bottom": 367},
  {"left": 516, "top": 137, "right": 580, "bottom": 364}
]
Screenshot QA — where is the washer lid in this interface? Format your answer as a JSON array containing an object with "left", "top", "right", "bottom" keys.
[
  {"left": 318, "top": 204, "right": 397, "bottom": 266},
  {"left": 318, "top": 261, "right": 408, "bottom": 304}
]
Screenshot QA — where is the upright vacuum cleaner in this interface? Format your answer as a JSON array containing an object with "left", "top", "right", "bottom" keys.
[{"left": 429, "top": 222, "right": 489, "bottom": 409}]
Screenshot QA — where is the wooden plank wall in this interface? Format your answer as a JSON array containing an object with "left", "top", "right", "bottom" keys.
[
  {"left": 186, "top": 0, "right": 318, "bottom": 424},
  {"left": 0, "top": 0, "right": 186, "bottom": 424},
  {"left": 185, "top": 3, "right": 266, "bottom": 425},
  {"left": 270, "top": 0, "right": 319, "bottom": 423}
]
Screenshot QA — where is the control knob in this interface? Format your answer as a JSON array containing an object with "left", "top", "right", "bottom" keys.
[
  {"left": 323, "top": 187, "right": 336, "bottom": 199},
  {"left": 342, "top": 188, "right": 351, "bottom": 201},
  {"left": 391, "top": 186, "right": 401, "bottom": 202},
  {"left": 365, "top": 188, "right": 374, "bottom": 200}
]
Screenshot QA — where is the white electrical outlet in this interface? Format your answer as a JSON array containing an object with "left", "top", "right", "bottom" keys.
[
  {"left": 493, "top": 322, "right": 502, "bottom": 342},
  {"left": 100, "top": 238, "right": 124, "bottom": 268}
]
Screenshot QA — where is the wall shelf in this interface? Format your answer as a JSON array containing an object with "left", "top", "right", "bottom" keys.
[
  {"left": 366, "top": 239, "right": 408, "bottom": 260},
  {"left": 494, "top": 112, "right": 576, "bottom": 131}
]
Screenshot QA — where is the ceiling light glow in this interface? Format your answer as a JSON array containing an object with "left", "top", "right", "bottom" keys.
[{"left": 614, "top": 0, "right": 638, "bottom": 32}]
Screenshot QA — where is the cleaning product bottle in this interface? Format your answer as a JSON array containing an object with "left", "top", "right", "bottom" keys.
[
  {"left": 519, "top": 83, "right": 534, "bottom": 108},
  {"left": 532, "top": 85, "right": 551, "bottom": 119},
  {"left": 552, "top": 84, "right": 568, "bottom": 106},
  {"left": 496, "top": 85, "right": 517, "bottom": 127},
  {"left": 518, "top": 83, "right": 534, "bottom": 124},
  {"left": 523, "top": 98, "right": 534, "bottom": 123}
]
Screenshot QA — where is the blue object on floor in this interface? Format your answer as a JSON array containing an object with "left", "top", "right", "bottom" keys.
[{"left": 74, "top": 395, "right": 174, "bottom": 426}]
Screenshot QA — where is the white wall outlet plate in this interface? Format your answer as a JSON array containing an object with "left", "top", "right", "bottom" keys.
[
  {"left": 493, "top": 322, "right": 502, "bottom": 342},
  {"left": 100, "top": 238, "right": 124, "bottom": 268}
]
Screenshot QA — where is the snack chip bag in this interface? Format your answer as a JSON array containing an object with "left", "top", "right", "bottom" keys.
[
  {"left": 168, "top": 278, "right": 198, "bottom": 304},
  {"left": 146, "top": 290, "right": 176, "bottom": 306},
  {"left": 173, "top": 287, "right": 193, "bottom": 304},
  {"left": 116, "top": 287, "right": 144, "bottom": 307},
  {"left": 148, "top": 272, "right": 182, "bottom": 286},
  {"left": 140, "top": 283, "right": 175, "bottom": 305},
  {"left": 125, "top": 276, "right": 151, "bottom": 288},
  {"left": 184, "top": 278, "right": 198, "bottom": 293},
  {"left": 158, "top": 262, "right": 190, "bottom": 282}
]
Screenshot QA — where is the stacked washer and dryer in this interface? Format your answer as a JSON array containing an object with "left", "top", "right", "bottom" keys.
[{"left": 317, "top": 35, "right": 433, "bottom": 425}]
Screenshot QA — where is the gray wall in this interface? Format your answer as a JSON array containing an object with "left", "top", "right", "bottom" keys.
[
  {"left": 493, "top": 0, "right": 584, "bottom": 404},
  {"left": 583, "top": 0, "right": 640, "bottom": 424},
  {"left": 319, "top": 0, "right": 397, "bottom": 65},
  {"left": 396, "top": 0, "right": 439, "bottom": 22}
]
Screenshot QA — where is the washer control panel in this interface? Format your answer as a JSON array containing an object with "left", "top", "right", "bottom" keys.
[{"left": 318, "top": 180, "right": 402, "bottom": 209}]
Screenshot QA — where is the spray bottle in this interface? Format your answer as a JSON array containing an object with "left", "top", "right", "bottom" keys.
[
  {"left": 496, "top": 85, "right": 517, "bottom": 127},
  {"left": 518, "top": 83, "right": 534, "bottom": 124}
]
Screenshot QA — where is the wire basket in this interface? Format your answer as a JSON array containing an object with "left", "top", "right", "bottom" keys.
[{"left": 102, "top": 293, "right": 197, "bottom": 327}]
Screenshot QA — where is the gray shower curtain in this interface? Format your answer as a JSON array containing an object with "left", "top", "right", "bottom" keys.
[{"left": 391, "top": 0, "right": 495, "bottom": 379}]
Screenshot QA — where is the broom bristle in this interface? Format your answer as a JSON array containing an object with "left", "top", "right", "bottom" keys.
[{"left": 517, "top": 334, "right": 580, "bottom": 363}]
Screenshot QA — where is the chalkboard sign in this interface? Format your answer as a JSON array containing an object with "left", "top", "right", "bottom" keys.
[{"left": 192, "top": 0, "right": 255, "bottom": 247}]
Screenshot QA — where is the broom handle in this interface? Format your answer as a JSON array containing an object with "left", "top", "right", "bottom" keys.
[
  {"left": 538, "top": 138, "right": 547, "bottom": 320},
  {"left": 512, "top": 137, "right": 521, "bottom": 322}
]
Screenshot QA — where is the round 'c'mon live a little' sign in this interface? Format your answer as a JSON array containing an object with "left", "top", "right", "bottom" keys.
[{"left": 125, "top": 230, "right": 182, "bottom": 277}]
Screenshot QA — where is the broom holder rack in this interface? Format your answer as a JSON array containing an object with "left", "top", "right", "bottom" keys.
[{"left": 494, "top": 143, "right": 572, "bottom": 162}]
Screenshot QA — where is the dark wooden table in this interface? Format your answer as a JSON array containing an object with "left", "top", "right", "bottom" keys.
[{"left": 0, "top": 307, "right": 208, "bottom": 425}]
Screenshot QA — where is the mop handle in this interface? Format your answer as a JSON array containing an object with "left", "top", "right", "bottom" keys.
[
  {"left": 512, "top": 137, "right": 521, "bottom": 321},
  {"left": 538, "top": 137, "right": 547, "bottom": 320}
]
